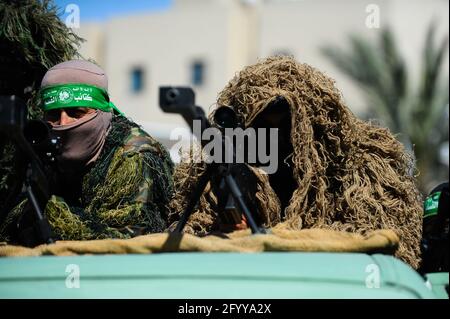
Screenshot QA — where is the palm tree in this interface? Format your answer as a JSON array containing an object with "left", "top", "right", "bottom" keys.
[{"left": 322, "top": 24, "right": 449, "bottom": 194}]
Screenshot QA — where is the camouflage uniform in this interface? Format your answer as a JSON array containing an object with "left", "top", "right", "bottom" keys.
[{"left": 0, "top": 115, "right": 174, "bottom": 243}]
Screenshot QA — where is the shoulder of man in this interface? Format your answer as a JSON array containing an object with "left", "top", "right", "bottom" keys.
[
  {"left": 81, "top": 117, "right": 174, "bottom": 216},
  {"left": 82, "top": 116, "right": 173, "bottom": 197},
  {"left": 121, "top": 126, "right": 168, "bottom": 158}
]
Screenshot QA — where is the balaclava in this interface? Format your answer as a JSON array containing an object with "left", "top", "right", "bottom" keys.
[{"left": 39, "top": 60, "right": 121, "bottom": 173}]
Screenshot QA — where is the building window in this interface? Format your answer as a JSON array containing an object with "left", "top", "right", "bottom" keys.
[
  {"left": 131, "top": 67, "right": 144, "bottom": 93},
  {"left": 191, "top": 60, "right": 205, "bottom": 86}
]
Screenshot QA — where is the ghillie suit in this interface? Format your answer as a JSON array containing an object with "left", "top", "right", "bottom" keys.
[
  {"left": 169, "top": 56, "right": 423, "bottom": 268},
  {"left": 0, "top": 0, "right": 83, "bottom": 219},
  {"left": 0, "top": 115, "right": 174, "bottom": 243}
]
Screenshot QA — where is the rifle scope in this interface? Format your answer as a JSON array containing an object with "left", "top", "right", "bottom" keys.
[
  {"left": 23, "top": 120, "right": 61, "bottom": 164},
  {"left": 213, "top": 105, "right": 238, "bottom": 130}
]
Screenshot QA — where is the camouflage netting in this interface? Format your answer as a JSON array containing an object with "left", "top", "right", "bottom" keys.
[
  {"left": 0, "top": 0, "right": 83, "bottom": 216},
  {"left": 169, "top": 56, "right": 423, "bottom": 269}
]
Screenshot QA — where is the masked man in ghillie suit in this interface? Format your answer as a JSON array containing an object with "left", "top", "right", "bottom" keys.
[
  {"left": 0, "top": 60, "right": 174, "bottom": 246},
  {"left": 169, "top": 56, "right": 422, "bottom": 268},
  {"left": 0, "top": 0, "right": 82, "bottom": 233}
]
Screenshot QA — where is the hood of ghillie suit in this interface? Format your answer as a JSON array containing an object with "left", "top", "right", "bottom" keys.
[
  {"left": 0, "top": 0, "right": 83, "bottom": 114},
  {"left": 214, "top": 56, "right": 423, "bottom": 268}
]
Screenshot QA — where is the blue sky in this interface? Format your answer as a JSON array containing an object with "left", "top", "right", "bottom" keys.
[{"left": 53, "top": 0, "right": 172, "bottom": 22}]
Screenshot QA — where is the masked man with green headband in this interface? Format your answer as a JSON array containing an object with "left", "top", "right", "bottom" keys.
[{"left": 0, "top": 60, "right": 174, "bottom": 246}]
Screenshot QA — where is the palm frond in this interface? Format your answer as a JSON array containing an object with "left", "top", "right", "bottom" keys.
[{"left": 322, "top": 23, "right": 449, "bottom": 192}]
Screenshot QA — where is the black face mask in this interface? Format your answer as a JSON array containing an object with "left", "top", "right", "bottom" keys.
[
  {"left": 247, "top": 96, "right": 296, "bottom": 216},
  {"left": 249, "top": 97, "right": 293, "bottom": 168}
]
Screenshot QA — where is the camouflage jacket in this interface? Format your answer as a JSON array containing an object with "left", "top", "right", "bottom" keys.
[{"left": 0, "top": 115, "right": 174, "bottom": 244}]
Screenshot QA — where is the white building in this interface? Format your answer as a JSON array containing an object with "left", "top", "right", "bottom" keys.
[{"left": 76, "top": 0, "right": 449, "bottom": 155}]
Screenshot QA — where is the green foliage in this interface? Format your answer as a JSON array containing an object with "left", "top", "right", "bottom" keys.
[{"left": 0, "top": 0, "right": 83, "bottom": 70}]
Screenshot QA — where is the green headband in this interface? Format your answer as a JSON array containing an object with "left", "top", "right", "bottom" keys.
[
  {"left": 40, "top": 83, "right": 124, "bottom": 116},
  {"left": 423, "top": 191, "right": 441, "bottom": 219}
]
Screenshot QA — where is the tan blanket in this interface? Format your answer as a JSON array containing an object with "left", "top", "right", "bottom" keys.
[{"left": 0, "top": 227, "right": 399, "bottom": 257}]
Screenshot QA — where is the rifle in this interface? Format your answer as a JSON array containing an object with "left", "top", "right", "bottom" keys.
[
  {"left": 159, "top": 87, "right": 266, "bottom": 234},
  {"left": 0, "top": 95, "right": 58, "bottom": 245}
]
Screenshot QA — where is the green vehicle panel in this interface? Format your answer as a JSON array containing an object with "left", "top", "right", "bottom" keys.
[{"left": 0, "top": 252, "right": 446, "bottom": 298}]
